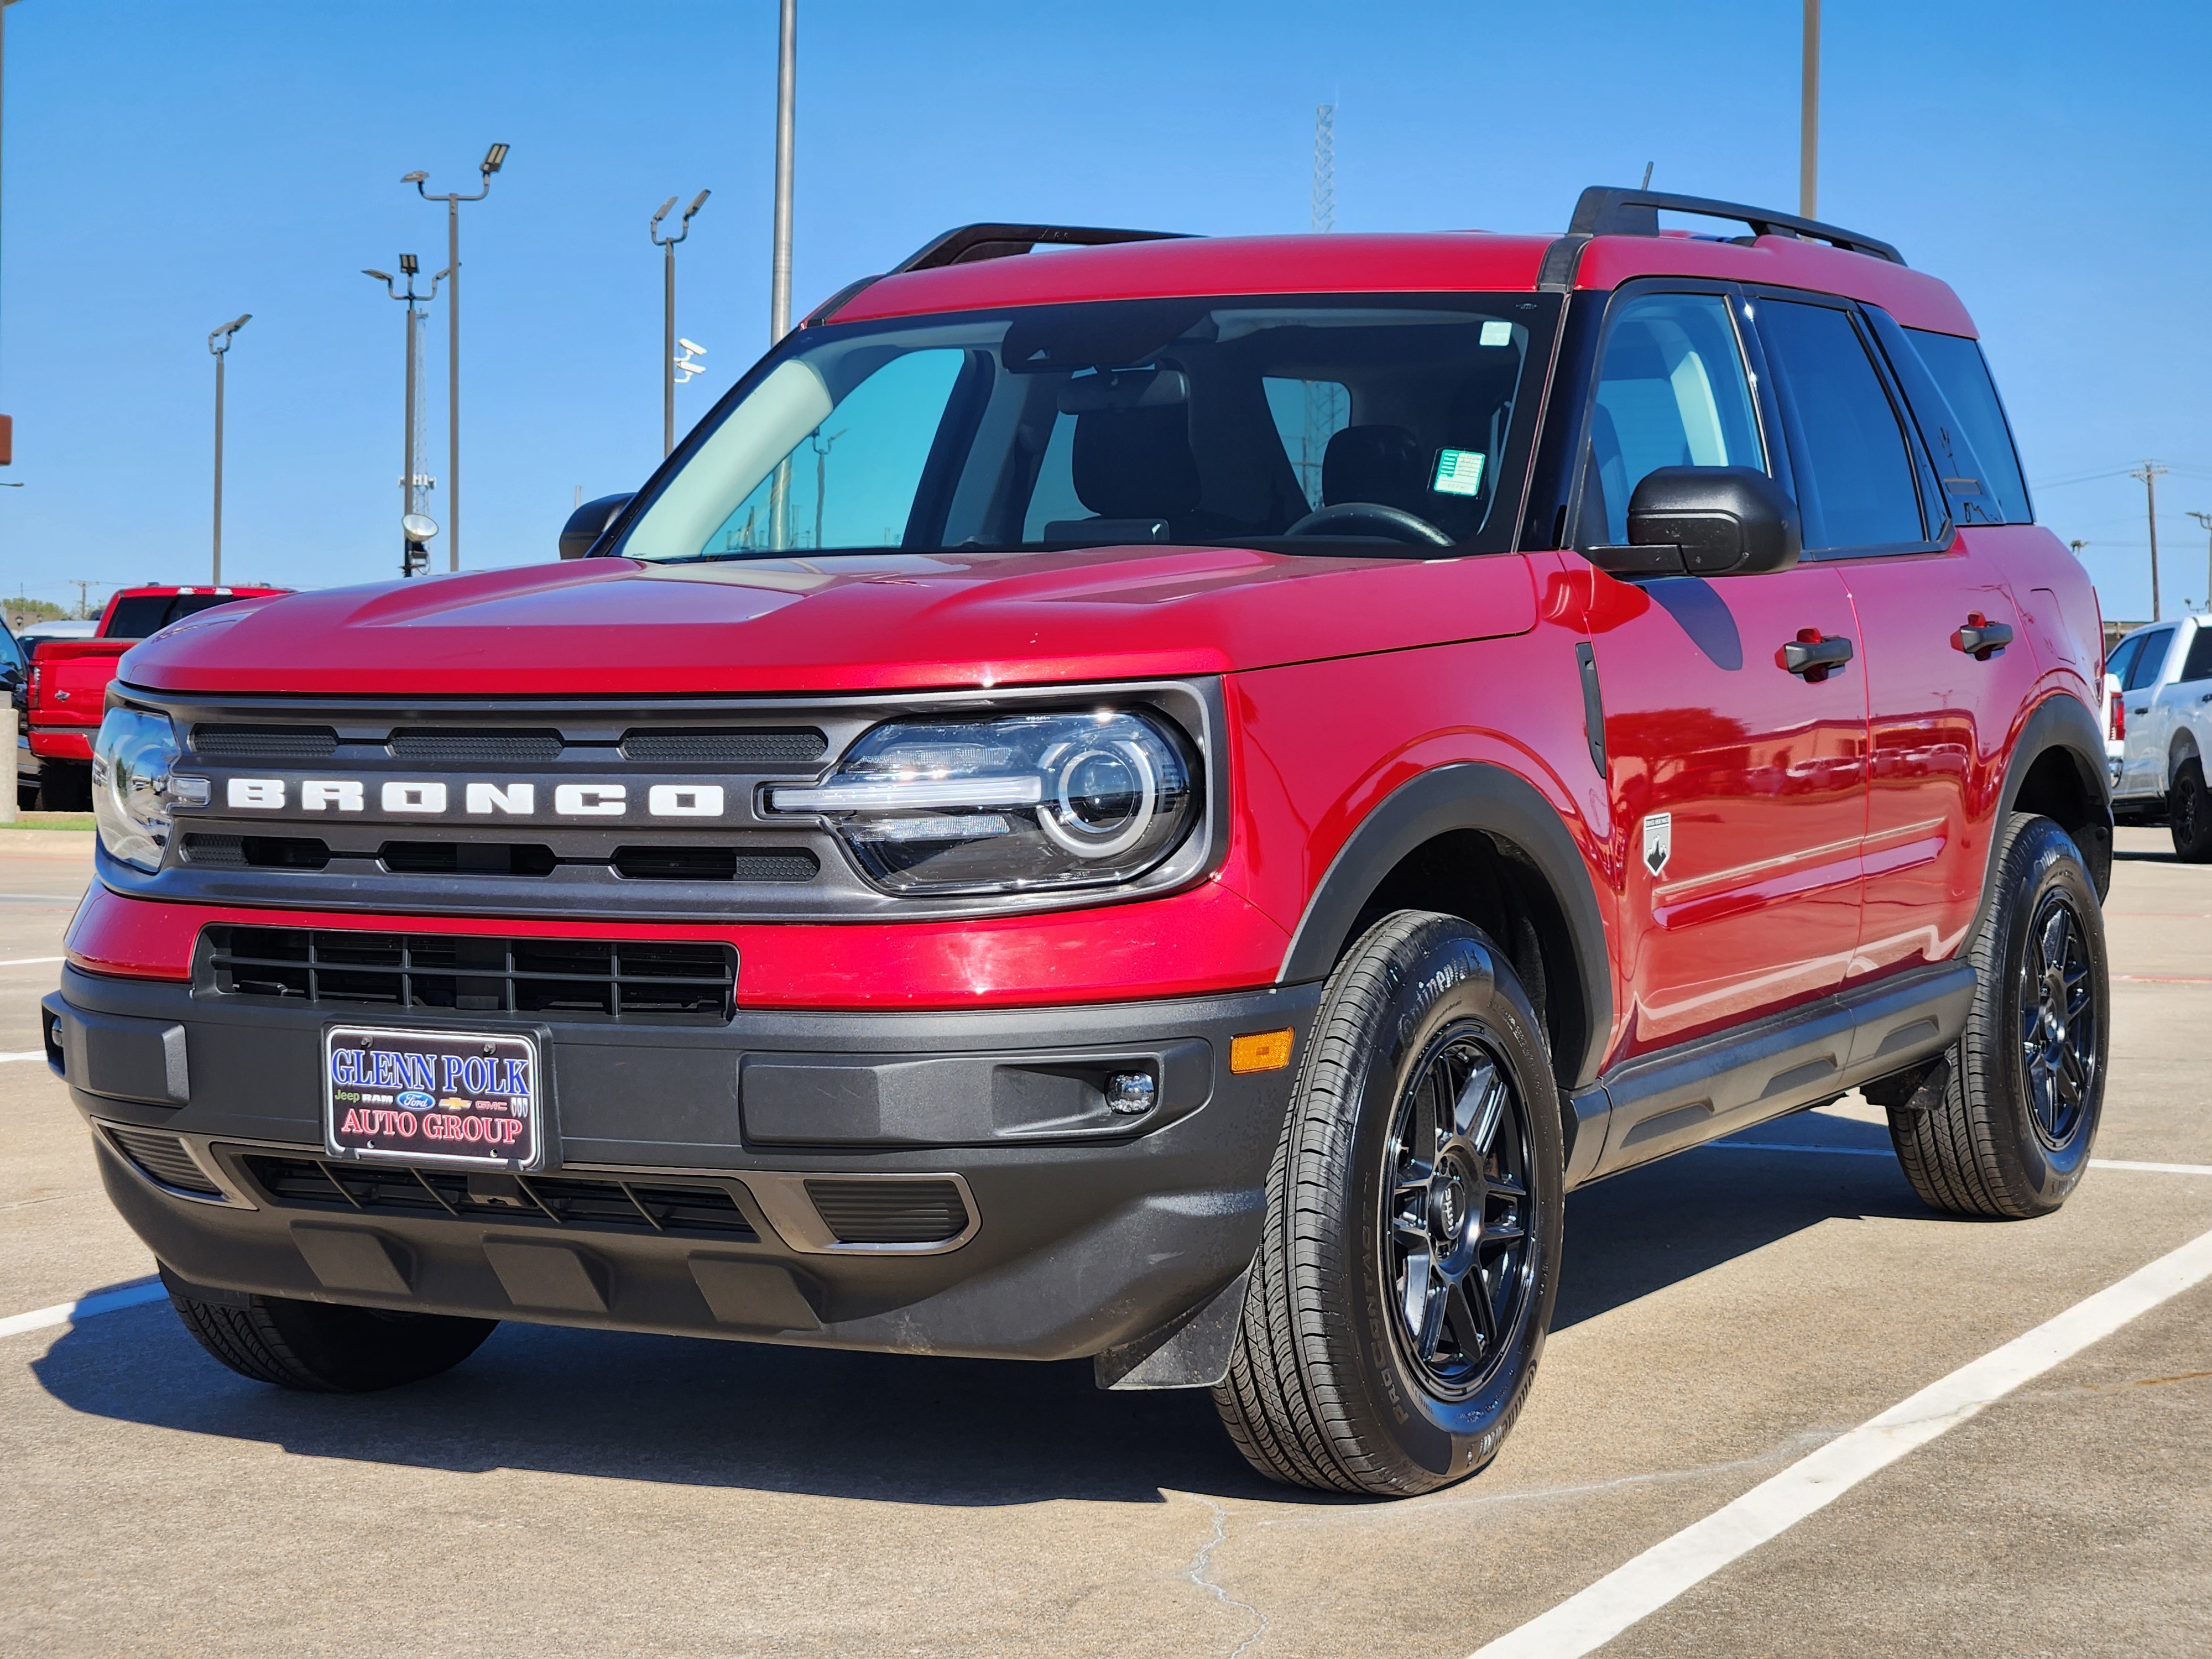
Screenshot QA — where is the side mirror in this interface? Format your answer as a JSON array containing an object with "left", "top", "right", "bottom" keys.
[
  {"left": 1590, "top": 466, "right": 1802, "bottom": 578},
  {"left": 560, "top": 493, "right": 636, "bottom": 561},
  {"left": 0, "top": 665, "right": 18, "bottom": 691}
]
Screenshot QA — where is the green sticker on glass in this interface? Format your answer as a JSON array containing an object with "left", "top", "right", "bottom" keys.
[
  {"left": 1479, "top": 320, "right": 1514, "bottom": 347},
  {"left": 1432, "top": 449, "right": 1486, "bottom": 497}
]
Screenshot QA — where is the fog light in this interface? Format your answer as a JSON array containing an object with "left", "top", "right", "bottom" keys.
[{"left": 1105, "top": 1071, "right": 1156, "bottom": 1115}]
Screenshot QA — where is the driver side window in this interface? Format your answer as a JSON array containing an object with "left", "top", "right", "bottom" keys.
[{"left": 1577, "top": 291, "right": 1765, "bottom": 547}]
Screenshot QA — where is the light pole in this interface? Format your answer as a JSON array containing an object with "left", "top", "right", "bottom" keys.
[
  {"left": 650, "top": 190, "right": 709, "bottom": 456},
  {"left": 207, "top": 314, "right": 249, "bottom": 585},
  {"left": 2190, "top": 513, "right": 2212, "bottom": 615},
  {"left": 1800, "top": 0, "right": 1820, "bottom": 218},
  {"left": 771, "top": 0, "right": 795, "bottom": 341},
  {"left": 364, "top": 255, "right": 445, "bottom": 579},
  {"left": 0, "top": 0, "right": 26, "bottom": 475},
  {"left": 405, "top": 142, "right": 507, "bottom": 573}
]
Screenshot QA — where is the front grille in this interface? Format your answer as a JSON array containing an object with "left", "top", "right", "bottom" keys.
[
  {"left": 182, "top": 833, "right": 332, "bottom": 870},
  {"left": 611, "top": 846, "right": 819, "bottom": 882},
  {"left": 805, "top": 1178, "right": 969, "bottom": 1245},
  {"left": 389, "top": 727, "right": 565, "bottom": 763},
  {"left": 620, "top": 727, "right": 826, "bottom": 764},
  {"left": 107, "top": 1126, "right": 223, "bottom": 1197},
  {"left": 241, "top": 1155, "right": 758, "bottom": 1238},
  {"left": 192, "top": 724, "right": 340, "bottom": 759},
  {"left": 204, "top": 927, "right": 737, "bottom": 1020},
  {"left": 379, "top": 841, "right": 559, "bottom": 877}
]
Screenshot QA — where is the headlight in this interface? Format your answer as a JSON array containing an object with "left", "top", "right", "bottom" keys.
[
  {"left": 770, "top": 708, "right": 1199, "bottom": 895},
  {"left": 92, "top": 708, "right": 201, "bottom": 873}
]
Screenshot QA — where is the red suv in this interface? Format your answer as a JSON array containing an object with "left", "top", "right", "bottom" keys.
[{"left": 50, "top": 187, "right": 2110, "bottom": 1496}]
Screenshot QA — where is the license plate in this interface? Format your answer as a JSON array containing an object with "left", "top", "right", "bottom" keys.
[{"left": 323, "top": 1025, "right": 541, "bottom": 1171}]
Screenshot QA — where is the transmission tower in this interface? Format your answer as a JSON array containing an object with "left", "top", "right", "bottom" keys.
[{"left": 1300, "top": 103, "right": 1343, "bottom": 507}]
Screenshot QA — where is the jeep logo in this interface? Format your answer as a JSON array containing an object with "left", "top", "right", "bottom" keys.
[{"left": 221, "top": 778, "right": 728, "bottom": 819}]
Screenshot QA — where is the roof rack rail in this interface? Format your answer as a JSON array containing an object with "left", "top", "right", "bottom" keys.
[
  {"left": 1563, "top": 186, "right": 1904, "bottom": 266},
  {"left": 890, "top": 222, "right": 1193, "bottom": 274}
]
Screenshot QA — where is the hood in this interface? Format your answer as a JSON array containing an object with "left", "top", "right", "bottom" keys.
[{"left": 119, "top": 545, "right": 1537, "bottom": 698}]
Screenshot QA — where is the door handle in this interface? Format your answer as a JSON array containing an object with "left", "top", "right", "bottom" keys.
[
  {"left": 2132, "top": 705, "right": 2150, "bottom": 716},
  {"left": 1952, "top": 613, "right": 2014, "bottom": 660},
  {"left": 1780, "top": 629, "right": 1854, "bottom": 682}
]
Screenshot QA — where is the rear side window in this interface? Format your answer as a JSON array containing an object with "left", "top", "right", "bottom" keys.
[
  {"left": 2179, "top": 629, "right": 2212, "bottom": 684},
  {"left": 2104, "top": 633, "right": 2143, "bottom": 688},
  {"left": 1577, "top": 291, "right": 1765, "bottom": 547},
  {"left": 1906, "top": 330, "right": 2032, "bottom": 524},
  {"left": 2126, "top": 628, "right": 2175, "bottom": 691},
  {"left": 1756, "top": 300, "right": 1925, "bottom": 551}
]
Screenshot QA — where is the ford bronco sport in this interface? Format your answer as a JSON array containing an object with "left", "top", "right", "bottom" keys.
[{"left": 50, "top": 187, "right": 2110, "bottom": 1496}]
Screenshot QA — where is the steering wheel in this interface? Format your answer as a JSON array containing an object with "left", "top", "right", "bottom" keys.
[{"left": 1281, "top": 502, "right": 1455, "bottom": 547}]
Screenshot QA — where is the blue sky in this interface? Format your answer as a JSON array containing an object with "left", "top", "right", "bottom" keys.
[{"left": 1, "top": 0, "right": 2207, "bottom": 623}]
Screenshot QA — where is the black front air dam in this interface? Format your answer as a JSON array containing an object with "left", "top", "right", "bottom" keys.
[{"left": 55, "top": 966, "right": 1319, "bottom": 1363}]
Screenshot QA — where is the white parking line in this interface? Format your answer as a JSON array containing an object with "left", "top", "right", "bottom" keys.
[
  {"left": 0, "top": 956, "right": 64, "bottom": 967},
  {"left": 1472, "top": 1220, "right": 2212, "bottom": 1658},
  {"left": 1705, "top": 1141, "right": 2212, "bottom": 1177},
  {"left": 1, "top": 1050, "right": 48, "bottom": 1063},
  {"left": 0, "top": 1278, "right": 165, "bottom": 1340}
]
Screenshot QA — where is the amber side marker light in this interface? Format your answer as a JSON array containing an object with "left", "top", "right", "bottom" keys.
[{"left": 1229, "top": 1029, "right": 1294, "bottom": 1074}]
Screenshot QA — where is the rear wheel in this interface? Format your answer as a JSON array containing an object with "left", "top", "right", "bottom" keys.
[
  {"left": 1212, "top": 911, "right": 1563, "bottom": 1495},
  {"left": 1885, "top": 813, "right": 2107, "bottom": 1218},
  {"left": 164, "top": 1269, "right": 497, "bottom": 1391},
  {"left": 38, "top": 760, "right": 91, "bottom": 813},
  {"left": 2170, "top": 759, "right": 2212, "bottom": 862}
]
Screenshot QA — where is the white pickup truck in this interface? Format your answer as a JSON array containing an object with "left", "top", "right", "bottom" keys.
[{"left": 2109, "top": 613, "right": 2212, "bottom": 858}]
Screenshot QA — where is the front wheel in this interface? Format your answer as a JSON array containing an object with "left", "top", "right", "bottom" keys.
[
  {"left": 1886, "top": 813, "right": 2109, "bottom": 1218},
  {"left": 164, "top": 1269, "right": 497, "bottom": 1391},
  {"left": 1212, "top": 911, "right": 1563, "bottom": 1496}
]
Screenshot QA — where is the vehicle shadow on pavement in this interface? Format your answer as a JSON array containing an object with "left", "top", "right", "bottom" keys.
[
  {"left": 1555, "top": 1112, "right": 1949, "bottom": 1333},
  {"left": 29, "top": 1116, "right": 1952, "bottom": 1503}
]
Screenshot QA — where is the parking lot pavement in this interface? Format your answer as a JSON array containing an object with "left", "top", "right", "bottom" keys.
[{"left": 4, "top": 827, "right": 2208, "bottom": 1657}]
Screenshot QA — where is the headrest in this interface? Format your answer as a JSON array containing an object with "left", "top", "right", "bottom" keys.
[
  {"left": 1073, "top": 400, "right": 1202, "bottom": 520},
  {"left": 1323, "top": 425, "right": 1427, "bottom": 513}
]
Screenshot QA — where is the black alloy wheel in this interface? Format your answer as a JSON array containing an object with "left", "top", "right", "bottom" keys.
[
  {"left": 2021, "top": 888, "right": 2097, "bottom": 1151},
  {"left": 1885, "top": 812, "right": 2109, "bottom": 1218},
  {"left": 1382, "top": 1027, "right": 1537, "bottom": 1400},
  {"left": 2169, "top": 759, "right": 2212, "bottom": 862},
  {"left": 1213, "top": 910, "right": 1563, "bottom": 1496}
]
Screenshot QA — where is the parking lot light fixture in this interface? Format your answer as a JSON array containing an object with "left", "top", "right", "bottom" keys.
[
  {"left": 206, "top": 313, "right": 250, "bottom": 586},
  {"left": 365, "top": 259, "right": 442, "bottom": 578},
  {"left": 651, "top": 189, "right": 711, "bottom": 455}
]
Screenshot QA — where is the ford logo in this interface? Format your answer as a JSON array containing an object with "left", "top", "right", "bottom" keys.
[{"left": 397, "top": 1090, "right": 435, "bottom": 1112}]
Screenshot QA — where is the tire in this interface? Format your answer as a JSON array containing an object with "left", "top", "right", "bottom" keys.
[
  {"left": 163, "top": 1270, "right": 497, "bottom": 1392},
  {"left": 1886, "top": 813, "right": 2109, "bottom": 1219},
  {"left": 1211, "top": 911, "right": 1564, "bottom": 1496},
  {"left": 2170, "top": 759, "right": 2212, "bottom": 862}
]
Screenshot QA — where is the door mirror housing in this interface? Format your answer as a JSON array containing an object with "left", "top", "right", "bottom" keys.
[
  {"left": 1590, "top": 466, "right": 1802, "bottom": 578},
  {"left": 560, "top": 493, "right": 636, "bottom": 560}
]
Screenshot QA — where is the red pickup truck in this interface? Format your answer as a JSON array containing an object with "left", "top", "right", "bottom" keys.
[{"left": 24, "top": 586, "right": 286, "bottom": 809}]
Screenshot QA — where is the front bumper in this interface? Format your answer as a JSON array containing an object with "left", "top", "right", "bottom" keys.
[{"left": 48, "top": 965, "right": 1317, "bottom": 1364}]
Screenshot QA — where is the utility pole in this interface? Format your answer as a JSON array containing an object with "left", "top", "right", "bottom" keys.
[
  {"left": 770, "top": 0, "right": 796, "bottom": 342},
  {"left": 1799, "top": 0, "right": 1820, "bottom": 218},
  {"left": 2132, "top": 461, "right": 2168, "bottom": 620},
  {"left": 207, "top": 315, "right": 249, "bottom": 585},
  {"left": 651, "top": 190, "right": 709, "bottom": 456},
  {"left": 365, "top": 257, "right": 445, "bottom": 578},
  {"left": 406, "top": 143, "right": 507, "bottom": 573},
  {"left": 2190, "top": 512, "right": 2212, "bottom": 615}
]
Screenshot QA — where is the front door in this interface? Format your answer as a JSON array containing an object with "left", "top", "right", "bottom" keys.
[{"left": 1570, "top": 288, "right": 1869, "bottom": 1055}]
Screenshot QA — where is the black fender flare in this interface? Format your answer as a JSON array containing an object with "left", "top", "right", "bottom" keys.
[
  {"left": 1275, "top": 763, "right": 1614, "bottom": 1090},
  {"left": 1970, "top": 692, "right": 2111, "bottom": 946}
]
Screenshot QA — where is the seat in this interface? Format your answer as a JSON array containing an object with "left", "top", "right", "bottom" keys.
[{"left": 1321, "top": 425, "right": 1428, "bottom": 515}]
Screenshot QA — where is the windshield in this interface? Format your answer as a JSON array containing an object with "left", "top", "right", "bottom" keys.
[
  {"left": 103, "top": 593, "right": 261, "bottom": 639},
  {"left": 612, "top": 293, "right": 1558, "bottom": 563}
]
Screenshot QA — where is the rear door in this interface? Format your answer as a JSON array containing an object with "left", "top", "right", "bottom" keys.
[
  {"left": 1569, "top": 284, "right": 1868, "bottom": 1052},
  {"left": 1754, "top": 299, "right": 2041, "bottom": 979},
  {"left": 2119, "top": 625, "right": 2180, "bottom": 798}
]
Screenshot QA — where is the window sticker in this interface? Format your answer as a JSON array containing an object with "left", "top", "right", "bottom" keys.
[
  {"left": 1432, "top": 448, "right": 1487, "bottom": 497},
  {"left": 1479, "top": 320, "right": 1514, "bottom": 347}
]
